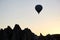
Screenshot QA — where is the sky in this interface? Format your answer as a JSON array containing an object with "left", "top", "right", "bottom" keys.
[{"left": 0, "top": 0, "right": 60, "bottom": 35}]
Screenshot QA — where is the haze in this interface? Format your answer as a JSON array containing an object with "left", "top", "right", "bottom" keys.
[{"left": 0, "top": 0, "right": 60, "bottom": 35}]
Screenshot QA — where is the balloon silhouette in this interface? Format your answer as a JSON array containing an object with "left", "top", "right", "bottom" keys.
[{"left": 35, "top": 5, "right": 43, "bottom": 14}]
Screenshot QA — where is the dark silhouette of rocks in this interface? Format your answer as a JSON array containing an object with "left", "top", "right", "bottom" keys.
[
  {"left": 3, "top": 26, "right": 12, "bottom": 40},
  {"left": 12, "top": 24, "right": 22, "bottom": 40},
  {"left": 22, "top": 28, "right": 37, "bottom": 40},
  {"left": 0, "top": 29, "right": 3, "bottom": 40},
  {"left": 0, "top": 24, "right": 60, "bottom": 40}
]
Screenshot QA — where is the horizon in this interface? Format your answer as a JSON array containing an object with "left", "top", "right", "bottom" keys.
[{"left": 0, "top": 0, "right": 60, "bottom": 35}]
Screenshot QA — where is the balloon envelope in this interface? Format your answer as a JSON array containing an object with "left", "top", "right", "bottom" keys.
[{"left": 35, "top": 5, "right": 43, "bottom": 14}]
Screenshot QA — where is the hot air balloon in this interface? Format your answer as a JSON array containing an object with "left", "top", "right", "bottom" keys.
[{"left": 35, "top": 5, "right": 43, "bottom": 14}]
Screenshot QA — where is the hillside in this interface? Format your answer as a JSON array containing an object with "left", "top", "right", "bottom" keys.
[{"left": 0, "top": 24, "right": 60, "bottom": 40}]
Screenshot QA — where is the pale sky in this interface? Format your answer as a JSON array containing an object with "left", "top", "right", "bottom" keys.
[{"left": 0, "top": 0, "right": 60, "bottom": 35}]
